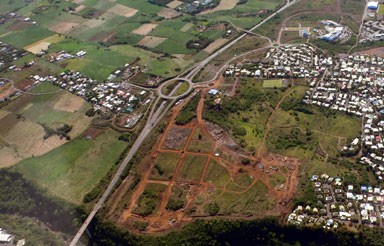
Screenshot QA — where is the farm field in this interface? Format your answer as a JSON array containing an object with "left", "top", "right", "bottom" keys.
[
  {"left": 0, "top": 82, "right": 92, "bottom": 168},
  {"left": 12, "top": 130, "right": 126, "bottom": 204}
]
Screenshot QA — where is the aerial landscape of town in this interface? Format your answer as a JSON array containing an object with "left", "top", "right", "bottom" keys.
[{"left": 3, "top": 0, "right": 384, "bottom": 245}]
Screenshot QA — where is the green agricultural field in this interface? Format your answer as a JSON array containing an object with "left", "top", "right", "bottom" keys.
[
  {"left": 178, "top": 154, "right": 207, "bottom": 181},
  {"left": 0, "top": 25, "right": 54, "bottom": 48},
  {"left": 48, "top": 40, "right": 131, "bottom": 81},
  {"left": 12, "top": 130, "right": 127, "bottom": 204},
  {"left": 263, "top": 79, "right": 283, "bottom": 88},
  {"left": 151, "top": 152, "right": 181, "bottom": 180}
]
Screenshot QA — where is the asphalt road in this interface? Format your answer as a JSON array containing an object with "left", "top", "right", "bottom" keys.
[{"left": 69, "top": 1, "right": 300, "bottom": 245}]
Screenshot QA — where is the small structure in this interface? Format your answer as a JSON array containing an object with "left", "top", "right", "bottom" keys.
[
  {"left": 208, "top": 89, "right": 219, "bottom": 95},
  {"left": 368, "top": 1, "right": 379, "bottom": 10}
]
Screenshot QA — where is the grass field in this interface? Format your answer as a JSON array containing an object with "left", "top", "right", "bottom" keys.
[
  {"left": 204, "top": 159, "right": 230, "bottom": 188},
  {"left": 269, "top": 173, "right": 286, "bottom": 187},
  {"left": 12, "top": 130, "right": 126, "bottom": 204},
  {"left": 0, "top": 25, "right": 54, "bottom": 48},
  {"left": 379, "top": 4, "right": 384, "bottom": 15},
  {"left": 210, "top": 181, "right": 275, "bottom": 216},
  {"left": 267, "top": 85, "right": 360, "bottom": 159},
  {"left": 48, "top": 39, "right": 131, "bottom": 81},
  {"left": 187, "top": 140, "right": 212, "bottom": 153},
  {"left": 177, "top": 154, "right": 207, "bottom": 181},
  {"left": 263, "top": 79, "right": 283, "bottom": 88},
  {"left": 151, "top": 152, "right": 180, "bottom": 180}
]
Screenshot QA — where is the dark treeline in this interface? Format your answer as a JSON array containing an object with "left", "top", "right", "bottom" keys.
[
  {"left": 88, "top": 217, "right": 384, "bottom": 246},
  {"left": 0, "top": 169, "right": 85, "bottom": 235}
]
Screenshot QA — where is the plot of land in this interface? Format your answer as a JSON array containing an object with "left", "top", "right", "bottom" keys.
[
  {"left": 132, "top": 24, "right": 158, "bottom": 36},
  {"left": 13, "top": 130, "right": 126, "bottom": 204},
  {"left": 138, "top": 36, "right": 167, "bottom": 48},
  {"left": 203, "top": 38, "right": 228, "bottom": 54},
  {"left": 53, "top": 92, "right": 85, "bottom": 113},
  {"left": 151, "top": 152, "right": 180, "bottom": 180},
  {"left": 180, "top": 23, "right": 193, "bottom": 32},
  {"left": 157, "top": 7, "right": 181, "bottom": 19},
  {"left": 200, "top": 0, "right": 238, "bottom": 14},
  {"left": 24, "top": 34, "right": 64, "bottom": 54},
  {"left": 107, "top": 4, "right": 138, "bottom": 17},
  {"left": 49, "top": 22, "right": 79, "bottom": 34},
  {"left": 162, "top": 127, "right": 192, "bottom": 150},
  {"left": 75, "top": 4, "right": 87, "bottom": 12},
  {"left": 167, "top": 0, "right": 183, "bottom": 9},
  {"left": 178, "top": 154, "right": 207, "bottom": 181}
]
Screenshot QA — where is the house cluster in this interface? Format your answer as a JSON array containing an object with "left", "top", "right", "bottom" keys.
[
  {"left": 225, "top": 44, "right": 384, "bottom": 183},
  {"left": 0, "top": 11, "right": 36, "bottom": 25},
  {"left": 303, "top": 54, "right": 384, "bottom": 181},
  {"left": 0, "top": 42, "right": 25, "bottom": 71},
  {"left": 29, "top": 70, "right": 150, "bottom": 127},
  {"left": 48, "top": 50, "right": 87, "bottom": 62},
  {"left": 176, "top": 0, "right": 219, "bottom": 14},
  {"left": 360, "top": 20, "right": 384, "bottom": 43},
  {"left": 288, "top": 174, "right": 384, "bottom": 229},
  {"left": 107, "top": 63, "right": 141, "bottom": 82},
  {"left": 224, "top": 44, "right": 326, "bottom": 79}
]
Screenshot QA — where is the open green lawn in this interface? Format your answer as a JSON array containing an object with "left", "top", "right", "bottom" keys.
[
  {"left": 178, "top": 154, "right": 207, "bottom": 181},
  {"left": 12, "top": 130, "right": 127, "bottom": 204},
  {"left": 151, "top": 152, "right": 180, "bottom": 180}
]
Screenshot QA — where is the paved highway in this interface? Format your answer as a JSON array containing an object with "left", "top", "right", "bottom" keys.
[{"left": 69, "top": 1, "right": 300, "bottom": 244}]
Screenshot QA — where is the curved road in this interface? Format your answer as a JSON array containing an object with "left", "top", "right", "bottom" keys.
[{"left": 69, "top": 0, "right": 301, "bottom": 245}]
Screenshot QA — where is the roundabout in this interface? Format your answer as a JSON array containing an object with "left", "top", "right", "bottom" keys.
[{"left": 157, "top": 77, "right": 194, "bottom": 100}]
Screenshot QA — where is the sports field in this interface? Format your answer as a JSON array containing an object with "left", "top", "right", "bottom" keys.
[{"left": 263, "top": 79, "right": 284, "bottom": 88}]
